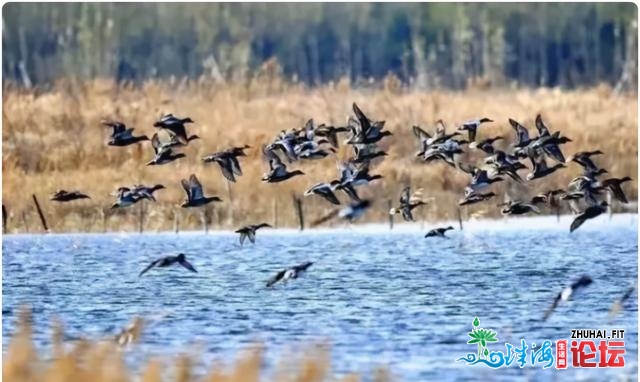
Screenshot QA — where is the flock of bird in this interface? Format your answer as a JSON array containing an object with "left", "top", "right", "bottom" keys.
[{"left": 49, "top": 103, "right": 634, "bottom": 294}]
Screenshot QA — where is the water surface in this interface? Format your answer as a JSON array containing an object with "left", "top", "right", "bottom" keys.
[{"left": 3, "top": 215, "right": 638, "bottom": 381}]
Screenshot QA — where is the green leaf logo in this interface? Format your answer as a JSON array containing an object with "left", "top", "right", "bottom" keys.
[{"left": 473, "top": 317, "right": 480, "bottom": 327}]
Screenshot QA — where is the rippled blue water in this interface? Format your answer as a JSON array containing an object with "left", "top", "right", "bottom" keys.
[{"left": 3, "top": 215, "right": 638, "bottom": 381}]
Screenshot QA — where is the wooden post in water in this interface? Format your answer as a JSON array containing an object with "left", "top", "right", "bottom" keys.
[
  {"left": 100, "top": 208, "right": 107, "bottom": 233},
  {"left": 173, "top": 209, "right": 180, "bottom": 234},
  {"left": 292, "top": 194, "right": 304, "bottom": 231},
  {"left": 201, "top": 208, "right": 209, "bottom": 234},
  {"left": 388, "top": 199, "right": 394, "bottom": 230},
  {"left": 22, "top": 211, "right": 29, "bottom": 233},
  {"left": 608, "top": 192, "right": 613, "bottom": 220},
  {"left": 457, "top": 206, "right": 463, "bottom": 230},
  {"left": 2, "top": 204, "right": 7, "bottom": 234},
  {"left": 32, "top": 194, "right": 49, "bottom": 232},
  {"left": 137, "top": 202, "right": 144, "bottom": 234},
  {"left": 225, "top": 180, "right": 233, "bottom": 226}
]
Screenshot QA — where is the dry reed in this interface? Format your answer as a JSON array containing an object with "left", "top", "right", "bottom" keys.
[
  {"left": 2, "top": 76, "right": 637, "bottom": 233},
  {"left": 3, "top": 307, "right": 388, "bottom": 382}
]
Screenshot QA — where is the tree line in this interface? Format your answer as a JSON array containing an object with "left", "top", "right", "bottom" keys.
[{"left": 2, "top": 3, "right": 637, "bottom": 90}]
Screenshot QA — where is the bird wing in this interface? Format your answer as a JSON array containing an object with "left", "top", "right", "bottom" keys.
[
  {"left": 352, "top": 102, "right": 371, "bottom": 132},
  {"left": 266, "top": 270, "right": 287, "bottom": 287},
  {"left": 229, "top": 156, "right": 243, "bottom": 176},
  {"left": 570, "top": 210, "right": 590, "bottom": 233},
  {"left": 535, "top": 114, "right": 550, "bottom": 137},
  {"left": 604, "top": 181, "right": 628, "bottom": 203},
  {"left": 509, "top": 119, "right": 530, "bottom": 144},
  {"left": 217, "top": 158, "right": 237, "bottom": 183},
  {"left": 399, "top": 186, "right": 411, "bottom": 204},
  {"left": 166, "top": 124, "right": 187, "bottom": 144},
  {"left": 139, "top": 259, "right": 162, "bottom": 277},
  {"left": 401, "top": 207, "right": 414, "bottom": 222},
  {"left": 151, "top": 133, "right": 162, "bottom": 155},
  {"left": 542, "top": 292, "right": 563, "bottom": 321},
  {"left": 179, "top": 258, "right": 198, "bottom": 273},
  {"left": 189, "top": 174, "right": 204, "bottom": 200},
  {"left": 543, "top": 144, "right": 566, "bottom": 163},
  {"left": 247, "top": 230, "right": 256, "bottom": 243},
  {"left": 294, "top": 262, "right": 313, "bottom": 272},
  {"left": 340, "top": 183, "right": 361, "bottom": 202},
  {"left": 180, "top": 179, "right": 192, "bottom": 202}
]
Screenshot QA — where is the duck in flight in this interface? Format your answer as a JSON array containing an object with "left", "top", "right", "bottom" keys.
[
  {"left": 389, "top": 186, "right": 428, "bottom": 222},
  {"left": 180, "top": 174, "right": 222, "bottom": 208},
  {"left": 130, "top": 184, "right": 165, "bottom": 202},
  {"left": 138, "top": 253, "right": 197, "bottom": 277},
  {"left": 111, "top": 187, "right": 143, "bottom": 209},
  {"left": 103, "top": 121, "right": 149, "bottom": 147},
  {"left": 266, "top": 262, "right": 314, "bottom": 287},
  {"left": 51, "top": 190, "right": 90, "bottom": 202},
  {"left": 304, "top": 181, "right": 341, "bottom": 205},
  {"left": 202, "top": 145, "right": 251, "bottom": 182},
  {"left": 457, "top": 117, "right": 493, "bottom": 142},
  {"left": 261, "top": 145, "right": 304, "bottom": 183},
  {"left": 570, "top": 201, "right": 608, "bottom": 233},
  {"left": 500, "top": 200, "right": 540, "bottom": 215},
  {"left": 458, "top": 191, "right": 495, "bottom": 206},
  {"left": 543, "top": 275, "right": 593, "bottom": 321},
  {"left": 153, "top": 114, "right": 194, "bottom": 144},
  {"left": 146, "top": 133, "right": 186, "bottom": 166},
  {"left": 601, "top": 177, "right": 632, "bottom": 204},
  {"left": 425, "top": 226, "right": 454, "bottom": 238},
  {"left": 235, "top": 223, "right": 272, "bottom": 246}
]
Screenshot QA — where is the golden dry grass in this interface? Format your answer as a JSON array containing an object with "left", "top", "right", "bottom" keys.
[
  {"left": 2, "top": 76, "right": 637, "bottom": 233},
  {"left": 3, "top": 307, "right": 390, "bottom": 382}
]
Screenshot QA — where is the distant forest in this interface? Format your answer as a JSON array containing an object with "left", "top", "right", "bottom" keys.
[{"left": 2, "top": 3, "right": 638, "bottom": 89}]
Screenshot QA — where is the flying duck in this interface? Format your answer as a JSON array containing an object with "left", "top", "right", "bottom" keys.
[
  {"left": 346, "top": 103, "right": 392, "bottom": 144},
  {"left": 235, "top": 223, "right": 272, "bottom": 246},
  {"left": 508, "top": 118, "right": 533, "bottom": 148},
  {"left": 315, "top": 123, "right": 349, "bottom": 148},
  {"left": 469, "top": 136, "right": 504, "bottom": 154},
  {"left": 601, "top": 177, "right": 632, "bottom": 203},
  {"left": 543, "top": 275, "right": 593, "bottom": 321},
  {"left": 457, "top": 117, "right": 493, "bottom": 142},
  {"left": 111, "top": 187, "right": 143, "bottom": 209},
  {"left": 131, "top": 184, "right": 165, "bottom": 202},
  {"left": 570, "top": 201, "right": 608, "bottom": 233},
  {"left": 530, "top": 189, "right": 565, "bottom": 208},
  {"left": 500, "top": 200, "right": 540, "bottom": 215},
  {"left": 103, "top": 121, "right": 150, "bottom": 147},
  {"left": 146, "top": 133, "right": 186, "bottom": 166},
  {"left": 202, "top": 145, "right": 250, "bottom": 182},
  {"left": 261, "top": 146, "right": 304, "bottom": 183},
  {"left": 458, "top": 192, "right": 496, "bottom": 206},
  {"left": 304, "top": 182, "right": 341, "bottom": 205},
  {"left": 153, "top": 114, "right": 194, "bottom": 144},
  {"left": 567, "top": 150, "right": 604, "bottom": 173},
  {"left": 180, "top": 174, "right": 222, "bottom": 208},
  {"left": 352, "top": 143, "right": 387, "bottom": 164},
  {"left": 389, "top": 186, "right": 427, "bottom": 222},
  {"left": 424, "top": 226, "right": 454, "bottom": 238},
  {"left": 266, "top": 262, "right": 313, "bottom": 287},
  {"left": 526, "top": 151, "right": 565, "bottom": 180},
  {"left": 462, "top": 166, "right": 504, "bottom": 195},
  {"left": 138, "top": 253, "right": 197, "bottom": 277},
  {"left": 50, "top": 190, "right": 90, "bottom": 202}
]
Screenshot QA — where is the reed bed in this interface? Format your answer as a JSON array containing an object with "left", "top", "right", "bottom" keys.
[
  {"left": 2, "top": 75, "right": 637, "bottom": 233},
  {"left": 3, "top": 307, "right": 388, "bottom": 381}
]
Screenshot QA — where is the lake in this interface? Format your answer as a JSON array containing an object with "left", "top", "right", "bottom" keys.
[{"left": 2, "top": 214, "right": 638, "bottom": 381}]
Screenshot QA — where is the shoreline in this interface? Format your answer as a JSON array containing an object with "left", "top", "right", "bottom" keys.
[{"left": 3, "top": 212, "right": 637, "bottom": 237}]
